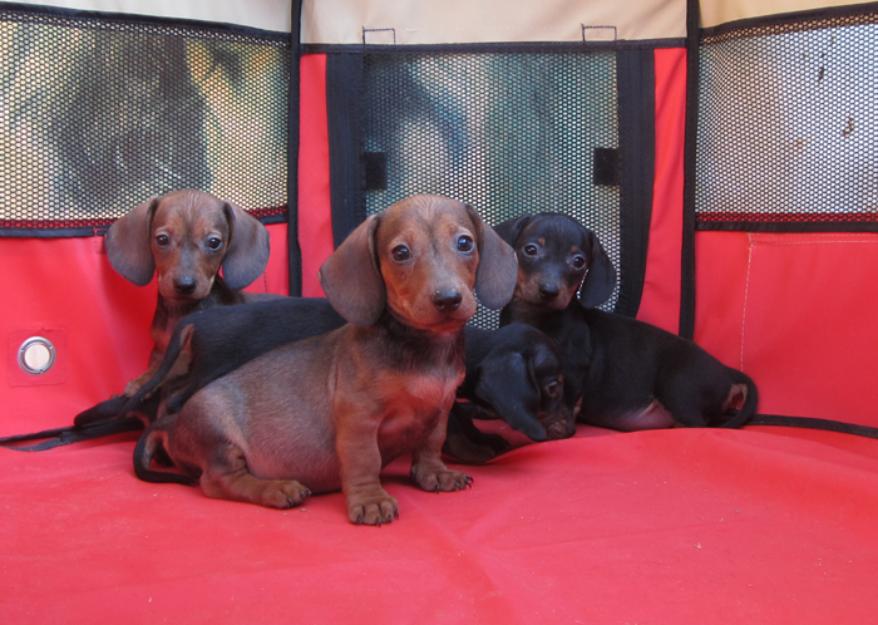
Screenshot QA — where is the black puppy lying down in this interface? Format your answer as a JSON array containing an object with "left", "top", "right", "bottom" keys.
[
  {"left": 496, "top": 213, "right": 757, "bottom": 433},
  {"left": 125, "top": 297, "right": 563, "bottom": 469}
]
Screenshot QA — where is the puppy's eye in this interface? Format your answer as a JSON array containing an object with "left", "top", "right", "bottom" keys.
[
  {"left": 456, "top": 235, "right": 474, "bottom": 253},
  {"left": 391, "top": 244, "right": 411, "bottom": 262},
  {"left": 523, "top": 244, "right": 539, "bottom": 256},
  {"left": 544, "top": 379, "right": 561, "bottom": 397},
  {"left": 155, "top": 234, "right": 170, "bottom": 247},
  {"left": 571, "top": 255, "right": 586, "bottom": 269},
  {"left": 206, "top": 236, "right": 223, "bottom": 251}
]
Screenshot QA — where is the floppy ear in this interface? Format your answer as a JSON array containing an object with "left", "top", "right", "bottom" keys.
[
  {"left": 105, "top": 197, "right": 159, "bottom": 285},
  {"left": 491, "top": 215, "right": 531, "bottom": 247},
  {"left": 222, "top": 202, "right": 270, "bottom": 290},
  {"left": 578, "top": 229, "right": 617, "bottom": 308},
  {"left": 475, "top": 352, "right": 548, "bottom": 442},
  {"left": 319, "top": 215, "right": 384, "bottom": 326},
  {"left": 466, "top": 205, "right": 518, "bottom": 310}
]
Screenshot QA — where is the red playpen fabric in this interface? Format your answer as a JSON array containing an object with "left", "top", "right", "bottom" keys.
[
  {"left": 297, "top": 53, "right": 333, "bottom": 298},
  {"left": 3, "top": 426, "right": 877, "bottom": 624},
  {"left": 636, "top": 47, "right": 686, "bottom": 333},
  {"left": 695, "top": 231, "right": 878, "bottom": 427},
  {"left": 0, "top": 223, "right": 289, "bottom": 437}
]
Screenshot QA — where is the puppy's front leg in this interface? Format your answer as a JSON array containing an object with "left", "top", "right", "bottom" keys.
[
  {"left": 411, "top": 407, "right": 473, "bottom": 492},
  {"left": 336, "top": 411, "right": 398, "bottom": 526}
]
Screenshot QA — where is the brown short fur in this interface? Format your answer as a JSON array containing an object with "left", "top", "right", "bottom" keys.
[{"left": 135, "top": 195, "right": 518, "bottom": 525}]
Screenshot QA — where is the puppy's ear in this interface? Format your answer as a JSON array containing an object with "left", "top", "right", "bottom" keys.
[
  {"left": 466, "top": 205, "right": 518, "bottom": 310},
  {"left": 222, "top": 202, "right": 270, "bottom": 290},
  {"left": 491, "top": 215, "right": 531, "bottom": 247},
  {"left": 579, "top": 229, "right": 617, "bottom": 308},
  {"left": 475, "top": 352, "right": 548, "bottom": 442},
  {"left": 319, "top": 215, "right": 384, "bottom": 326},
  {"left": 105, "top": 197, "right": 159, "bottom": 285}
]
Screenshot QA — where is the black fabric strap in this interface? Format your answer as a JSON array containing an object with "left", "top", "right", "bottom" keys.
[
  {"left": 678, "top": 0, "right": 701, "bottom": 339},
  {"left": 286, "top": 0, "right": 304, "bottom": 296},
  {"left": 0, "top": 417, "right": 142, "bottom": 452},
  {"left": 746, "top": 414, "right": 878, "bottom": 439},
  {"left": 326, "top": 52, "right": 366, "bottom": 246},
  {"left": 615, "top": 48, "right": 655, "bottom": 318}
]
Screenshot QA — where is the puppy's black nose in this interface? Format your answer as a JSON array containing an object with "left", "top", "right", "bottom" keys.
[
  {"left": 174, "top": 276, "right": 197, "bottom": 295},
  {"left": 432, "top": 289, "right": 462, "bottom": 312},
  {"left": 539, "top": 283, "right": 560, "bottom": 300}
]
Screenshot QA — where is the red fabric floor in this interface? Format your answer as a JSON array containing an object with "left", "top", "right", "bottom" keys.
[{"left": 3, "top": 426, "right": 876, "bottom": 624}]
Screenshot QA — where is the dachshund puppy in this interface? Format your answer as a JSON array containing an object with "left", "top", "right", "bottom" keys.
[
  {"left": 496, "top": 213, "right": 757, "bottom": 431},
  {"left": 135, "top": 195, "right": 518, "bottom": 525},
  {"left": 73, "top": 189, "right": 270, "bottom": 427},
  {"left": 445, "top": 322, "right": 569, "bottom": 464}
]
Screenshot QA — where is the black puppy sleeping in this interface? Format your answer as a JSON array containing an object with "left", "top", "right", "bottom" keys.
[
  {"left": 495, "top": 213, "right": 757, "bottom": 435},
  {"left": 122, "top": 297, "right": 564, "bottom": 467}
]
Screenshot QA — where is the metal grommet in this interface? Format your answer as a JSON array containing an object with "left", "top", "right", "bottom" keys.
[{"left": 18, "top": 336, "right": 56, "bottom": 375}]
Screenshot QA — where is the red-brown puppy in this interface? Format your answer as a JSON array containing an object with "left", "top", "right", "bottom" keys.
[
  {"left": 74, "top": 189, "right": 269, "bottom": 426},
  {"left": 135, "top": 195, "right": 517, "bottom": 525}
]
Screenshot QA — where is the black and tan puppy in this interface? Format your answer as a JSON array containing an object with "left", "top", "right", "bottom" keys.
[
  {"left": 496, "top": 213, "right": 757, "bottom": 433},
  {"left": 445, "top": 322, "right": 568, "bottom": 463},
  {"left": 74, "top": 189, "right": 270, "bottom": 427},
  {"left": 135, "top": 195, "right": 518, "bottom": 525}
]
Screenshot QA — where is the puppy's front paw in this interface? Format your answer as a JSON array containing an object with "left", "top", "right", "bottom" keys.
[
  {"left": 411, "top": 465, "right": 473, "bottom": 492},
  {"left": 261, "top": 480, "right": 311, "bottom": 509},
  {"left": 347, "top": 490, "right": 399, "bottom": 526}
]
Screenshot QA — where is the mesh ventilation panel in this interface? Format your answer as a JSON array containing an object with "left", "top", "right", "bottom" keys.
[
  {"left": 361, "top": 51, "right": 620, "bottom": 325},
  {"left": 696, "top": 10, "right": 878, "bottom": 227},
  {"left": 0, "top": 8, "right": 288, "bottom": 233}
]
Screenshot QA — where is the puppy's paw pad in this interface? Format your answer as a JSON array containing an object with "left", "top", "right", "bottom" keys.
[
  {"left": 348, "top": 494, "right": 398, "bottom": 526},
  {"left": 263, "top": 481, "right": 311, "bottom": 509}
]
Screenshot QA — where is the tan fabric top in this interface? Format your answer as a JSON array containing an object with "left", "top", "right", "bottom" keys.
[
  {"left": 701, "top": 0, "right": 875, "bottom": 28},
  {"left": 302, "top": 0, "right": 687, "bottom": 44},
  {"left": 7, "top": 0, "right": 291, "bottom": 33}
]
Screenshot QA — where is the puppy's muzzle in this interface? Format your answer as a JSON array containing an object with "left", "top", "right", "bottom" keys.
[{"left": 173, "top": 276, "right": 197, "bottom": 296}]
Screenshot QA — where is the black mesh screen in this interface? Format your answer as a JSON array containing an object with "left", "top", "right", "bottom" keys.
[
  {"left": 361, "top": 51, "right": 621, "bottom": 324},
  {"left": 0, "top": 7, "right": 288, "bottom": 234},
  {"left": 696, "top": 9, "right": 878, "bottom": 228}
]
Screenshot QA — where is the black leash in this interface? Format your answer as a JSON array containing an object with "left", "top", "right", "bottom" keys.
[{"left": 0, "top": 417, "right": 142, "bottom": 452}]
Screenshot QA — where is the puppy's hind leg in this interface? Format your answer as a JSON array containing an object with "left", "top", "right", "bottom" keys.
[{"left": 198, "top": 443, "right": 312, "bottom": 509}]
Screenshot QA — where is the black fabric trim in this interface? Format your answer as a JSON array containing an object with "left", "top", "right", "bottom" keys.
[
  {"left": 702, "top": 1, "right": 878, "bottom": 39},
  {"left": 0, "top": 1, "right": 288, "bottom": 41},
  {"left": 0, "top": 417, "right": 142, "bottom": 452},
  {"left": 614, "top": 49, "right": 655, "bottom": 318},
  {"left": 286, "top": 0, "right": 303, "bottom": 296},
  {"left": 747, "top": 414, "right": 878, "bottom": 440},
  {"left": 301, "top": 39, "right": 687, "bottom": 56},
  {"left": 678, "top": 0, "right": 700, "bottom": 340},
  {"left": 326, "top": 53, "right": 366, "bottom": 247},
  {"left": 696, "top": 221, "right": 878, "bottom": 233}
]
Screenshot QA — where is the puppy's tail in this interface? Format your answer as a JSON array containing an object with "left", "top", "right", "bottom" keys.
[
  {"left": 121, "top": 323, "right": 196, "bottom": 422},
  {"left": 717, "top": 369, "right": 758, "bottom": 429},
  {"left": 133, "top": 421, "right": 197, "bottom": 485}
]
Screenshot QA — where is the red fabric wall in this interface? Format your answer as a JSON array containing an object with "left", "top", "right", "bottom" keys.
[
  {"left": 695, "top": 231, "right": 878, "bottom": 426},
  {"left": 636, "top": 48, "right": 686, "bottom": 332},
  {"left": 297, "top": 53, "right": 333, "bottom": 297},
  {"left": 0, "top": 224, "right": 289, "bottom": 436}
]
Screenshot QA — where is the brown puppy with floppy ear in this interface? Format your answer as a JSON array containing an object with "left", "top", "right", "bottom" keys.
[
  {"left": 134, "top": 195, "right": 517, "bottom": 525},
  {"left": 74, "top": 189, "right": 270, "bottom": 427}
]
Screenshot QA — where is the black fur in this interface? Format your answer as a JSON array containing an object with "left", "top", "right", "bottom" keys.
[{"left": 498, "top": 213, "right": 758, "bottom": 430}]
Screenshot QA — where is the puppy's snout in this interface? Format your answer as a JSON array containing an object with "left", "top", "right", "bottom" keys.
[
  {"left": 538, "top": 282, "right": 560, "bottom": 300},
  {"left": 432, "top": 288, "right": 463, "bottom": 312},
  {"left": 174, "top": 276, "right": 197, "bottom": 296}
]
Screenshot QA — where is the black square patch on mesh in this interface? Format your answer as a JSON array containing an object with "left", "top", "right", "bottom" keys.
[{"left": 593, "top": 148, "right": 620, "bottom": 186}]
